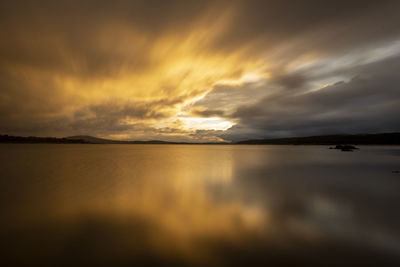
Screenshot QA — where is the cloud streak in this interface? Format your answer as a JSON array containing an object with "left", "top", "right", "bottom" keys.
[{"left": 0, "top": 0, "right": 399, "bottom": 141}]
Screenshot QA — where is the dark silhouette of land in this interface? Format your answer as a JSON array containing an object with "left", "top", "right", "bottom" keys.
[
  {"left": 237, "top": 133, "right": 400, "bottom": 145},
  {"left": 0, "top": 134, "right": 186, "bottom": 144},
  {"left": 66, "top": 135, "right": 184, "bottom": 144},
  {"left": 0, "top": 133, "right": 399, "bottom": 145},
  {"left": 0, "top": 135, "right": 88, "bottom": 144}
]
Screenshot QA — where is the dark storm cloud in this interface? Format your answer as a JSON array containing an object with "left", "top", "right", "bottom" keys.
[
  {"left": 270, "top": 71, "right": 309, "bottom": 91},
  {"left": 224, "top": 56, "right": 400, "bottom": 140},
  {"left": 210, "top": 1, "right": 400, "bottom": 57}
]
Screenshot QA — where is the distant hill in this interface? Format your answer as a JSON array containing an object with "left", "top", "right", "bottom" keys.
[
  {"left": 237, "top": 133, "right": 400, "bottom": 145},
  {"left": 66, "top": 135, "right": 182, "bottom": 144},
  {"left": 0, "top": 135, "right": 88, "bottom": 144},
  {"left": 66, "top": 135, "right": 116, "bottom": 144},
  {"left": 0, "top": 134, "right": 183, "bottom": 144}
]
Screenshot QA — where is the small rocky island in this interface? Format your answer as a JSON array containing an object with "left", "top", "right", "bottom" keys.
[{"left": 329, "top": 145, "right": 359, "bottom": 152}]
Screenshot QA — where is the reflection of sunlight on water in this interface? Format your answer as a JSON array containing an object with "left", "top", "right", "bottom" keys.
[
  {"left": 49, "top": 146, "right": 266, "bottom": 261},
  {"left": 117, "top": 150, "right": 265, "bottom": 258}
]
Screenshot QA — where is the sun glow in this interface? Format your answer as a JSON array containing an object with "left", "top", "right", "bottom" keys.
[{"left": 179, "top": 117, "right": 234, "bottom": 131}]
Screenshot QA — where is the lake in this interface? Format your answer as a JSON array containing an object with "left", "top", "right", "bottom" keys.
[{"left": 0, "top": 144, "right": 399, "bottom": 266}]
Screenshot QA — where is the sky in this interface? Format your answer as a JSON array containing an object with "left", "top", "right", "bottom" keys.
[{"left": 0, "top": 0, "right": 400, "bottom": 142}]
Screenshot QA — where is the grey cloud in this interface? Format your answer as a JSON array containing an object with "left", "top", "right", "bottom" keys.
[
  {"left": 210, "top": 1, "right": 400, "bottom": 57},
  {"left": 191, "top": 108, "right": 225, "bottom": 118},
  {"left": 0, "top": 100, "right": 173, "bottom": 137},
  {"left": 224, "top": 56, "right": 400, "bottom": 140},
  {"left": 69, "top": 102, "right": 170, "bottom": 132},
  {"left": 194, "top": 82, "right": 269, "bottom": 115},
  {"left": 270, "top": 71, "right": 309, "bottom": 91}
]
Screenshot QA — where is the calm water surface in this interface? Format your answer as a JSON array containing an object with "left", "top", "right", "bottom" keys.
[{"left": 1, "top": 144, "right": 400, "bottom": 266}]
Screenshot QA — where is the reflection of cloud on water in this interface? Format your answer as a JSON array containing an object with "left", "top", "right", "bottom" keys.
[
  {"left": 241, "top": 179, "right": 400, "bottom": 258},
  {"left": 1, "top": 146, "right": 269, "bottom": 265},
  {"left": 2, "top": 145, "right": 400, "bottom": 266},
  {"left": 102, "top": 147, "right": 267, "bottom": 257},
  {"left": 305, "top": 196, "right": 400, "bottom": 254}
]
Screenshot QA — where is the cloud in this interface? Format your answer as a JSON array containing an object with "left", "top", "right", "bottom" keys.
[
  {"left": 0, "top": 0, "right": 399, "bottom": 140},
  {"left": 223, "top": 56, "right": 400, "bottom": 140},
  {"left": 190, "top": 107, "right": 225, "bottom": 118}
]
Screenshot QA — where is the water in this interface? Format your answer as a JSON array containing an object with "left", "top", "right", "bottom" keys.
[{"left": 0, "top": 144, "right": 399, "bottom": 266}]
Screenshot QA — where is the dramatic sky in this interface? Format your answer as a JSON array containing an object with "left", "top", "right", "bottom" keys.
[{"left": 1, "top": 0, "right": 400, "bottom": 141}]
